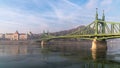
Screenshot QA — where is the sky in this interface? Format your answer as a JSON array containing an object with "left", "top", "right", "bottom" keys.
[{"left": 0, "top": 0, "right": 120, "bottom": 33}]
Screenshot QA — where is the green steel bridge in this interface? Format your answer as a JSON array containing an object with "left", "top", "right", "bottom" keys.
[{"left": 40, "top": 8, "right": 120, "bottom": 41}]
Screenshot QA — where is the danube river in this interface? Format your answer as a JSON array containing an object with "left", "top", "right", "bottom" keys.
[{"left": 0, "top": 39, "right": 119, "bottom": 68}]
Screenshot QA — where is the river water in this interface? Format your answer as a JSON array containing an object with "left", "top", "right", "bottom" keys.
[{"left": 0, "top": 39, "right": 119, "bottom": 68}]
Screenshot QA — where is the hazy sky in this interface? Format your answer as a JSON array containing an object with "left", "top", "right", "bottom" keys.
[{"left": 0, "top": 0, "right": 120, "bottom": 33}]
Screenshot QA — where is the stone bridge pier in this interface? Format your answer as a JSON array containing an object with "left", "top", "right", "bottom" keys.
[
  {"left": 91, "top": 39, "right": 107, "bottom": 50},
  {"left": 41, "top": 40, "right": 46, "bottom": 48},
  {"left": 91, "top": 39, "right": 107, "bottom": 60}
]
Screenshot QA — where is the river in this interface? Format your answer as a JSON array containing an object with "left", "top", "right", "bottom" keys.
[{"left": 0, "top": 39, "right": 119, "bottom": 68}]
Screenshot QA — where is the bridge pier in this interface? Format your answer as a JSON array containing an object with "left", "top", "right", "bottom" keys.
[
  {"left": 91, "top": 39, "right": 107, "bottom": 50},
  {"left": 41, "top": 40, "right": 45, "bottom": 48},
  {"left": 91, "top": 39, "right": 107, "bottom": 60}
]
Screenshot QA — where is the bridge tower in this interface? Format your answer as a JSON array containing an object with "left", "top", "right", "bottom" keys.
[
  {"left": 101, "top": 10, "right": 106, "bottom": 34},
  {"left": 102, "top": 10, "right": 105, "bottom": 21},
  {"left": 91, "top": 9, "right": 107, "bottom": 51},
  {"left": 95, "top": 8, "right": 98, "bottom": 20},
  {"left": 95, "top": 8, "right": 106, "bottom": 34}
]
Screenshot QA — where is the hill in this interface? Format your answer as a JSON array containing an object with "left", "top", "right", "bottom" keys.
[{"left": 50, "top": 25, "right": 93, "bottom": 36}]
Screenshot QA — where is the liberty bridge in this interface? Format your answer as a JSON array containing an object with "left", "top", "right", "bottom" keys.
[{"left": 40, "top": 8, "right": 120, "bottom": 51}]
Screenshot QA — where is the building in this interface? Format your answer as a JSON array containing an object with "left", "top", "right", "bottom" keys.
[
  {"left": 5, "top": 33, "right": 13, "bottom": 40},
  {"left": 19, "top": 33, "right": 28, "bottom": 40},
  {"left": 0, "top": 33, "right": 5, "bottom": 40},
  {"left": 2, "top": 31, "right": 34, "bottom": 40}
]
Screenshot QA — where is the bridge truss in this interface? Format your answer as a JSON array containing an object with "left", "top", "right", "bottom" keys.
[{"left": 41, "top": 9, "right": 120, "bottom": 40}]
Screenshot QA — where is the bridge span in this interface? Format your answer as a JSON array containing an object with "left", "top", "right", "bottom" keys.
[{"left": 39, "top": 8, "right": 120, "bottom": 51}]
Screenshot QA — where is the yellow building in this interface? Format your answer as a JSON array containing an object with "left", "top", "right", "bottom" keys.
[
  {"left": 19, "top": 33, "right": 28, "bottom": 40},
  {"left": 13, "top": 31, "right": 19, "bottom": 40},
  {"left": 5, "top": 33, "right": 13, "bottom": 40},
  {"left": 4, "top": 31, "right": 32, "bottom": 40}
]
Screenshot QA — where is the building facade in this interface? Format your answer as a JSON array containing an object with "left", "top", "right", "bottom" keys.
[{"left": 0, "top": 31, "right": 33, "bottom": 40}]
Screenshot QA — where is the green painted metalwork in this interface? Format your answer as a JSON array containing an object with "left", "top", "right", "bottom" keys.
[
  {"left": 95, "top": 8, "right": 98, "bottom": 20},
  {"left": 102, "top": 10, "right": 105, "bottom": 21},
  {"left": 40, "top": 9, "right": 120, "bottom": 41}
]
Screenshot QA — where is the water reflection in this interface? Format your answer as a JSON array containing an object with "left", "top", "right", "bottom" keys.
[
  {"left": 0, "top": 45, "right": 27, "bottom": 56},
  {"left": 47, "top": 40, "right": 108, "bottom": 61},
  {"left": 92, "top": 49, "right": 107, "bottom": 61},
  {"left": 82, "top": 62, "right": 120, "bottom": 68},
  {"left": 0, "top": 40, "right": 119, "bottom": 68},
  {"left": 45, "top": 40, "right": 120, "bottom": 68}
]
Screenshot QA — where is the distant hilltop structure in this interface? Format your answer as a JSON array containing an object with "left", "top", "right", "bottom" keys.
[{"left": 0, "top": 31, "right": 39, "bottom": 40}]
